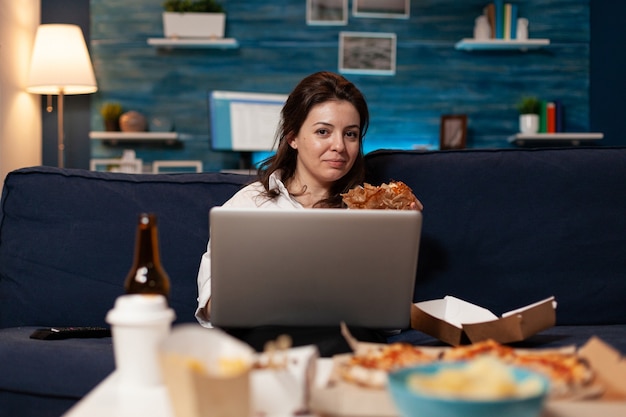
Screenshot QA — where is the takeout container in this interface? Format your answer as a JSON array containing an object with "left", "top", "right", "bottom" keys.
[
  {"left": 310, "top": 352, "right": 399, "bottom": 417},
  {"left": 252, "top": 344, "right": 319, "bottom": 415},
  {"left": 159, "top": 324, "right": 319, "bottom": 417},
  {"left": 410, "top": 296, "right": 557, "bottom": 346},
  {"left": 159, "top": 325, "right": 255, "bottom": 417}
]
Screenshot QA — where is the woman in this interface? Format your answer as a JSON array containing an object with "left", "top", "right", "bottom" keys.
[{"left": 195, "top": 72, "right": 417, "bottom": 354}]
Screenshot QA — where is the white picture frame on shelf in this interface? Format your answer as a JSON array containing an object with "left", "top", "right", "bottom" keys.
[
  {"left": 338, "top": 31, "right": 396, "bottom": 76},
  {"left": 352, "top": 0, "right": 410, "bottom": 19},
  {"left": 306, "top": 0, "right": 348, "bottom": 26}
]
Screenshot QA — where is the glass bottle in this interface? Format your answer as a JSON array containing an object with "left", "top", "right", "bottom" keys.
[{"left": 124, "top": 213, "right": 171, "bottom": 298}]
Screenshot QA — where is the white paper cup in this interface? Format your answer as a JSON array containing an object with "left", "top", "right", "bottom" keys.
[{"left": 106, "top": 294, "right": 176, "bottom": 387}]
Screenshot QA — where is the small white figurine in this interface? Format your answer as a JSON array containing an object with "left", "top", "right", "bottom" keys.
[
  {"left": 474, "top": 15, "right": 491, "bottom": 40},
  {"left": 517, "top": 18, "right": 529, "bottom": 40}
]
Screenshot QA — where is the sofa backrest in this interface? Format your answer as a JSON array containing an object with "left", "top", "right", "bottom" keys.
[
  {"left": 364, "top": 147, "right": 626, "bottom": 326},
  {"left": 0, "top": 166, "right": 252, "bottom": 328}
]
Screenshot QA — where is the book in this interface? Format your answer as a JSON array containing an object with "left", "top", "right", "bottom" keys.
[
  {"left": 539, "top": 100, "right": 548, "bottom": 133},
  {"left": 504, "top": 3, "right": 512, "bottom": 40},
  {"left": 554, "top": 100, "right": 564, "bottom": 132},
  {"left": 510, "top": 4, "right": 518, "bottom": 39},
  {"left": 494, "top": 0, "right": 504, "bottom": 39},
  {"left": 546, "top": 102, "right": 556, "bottom": 133},
  {"left": 484, "top": 3, "right": 496, "bottom": 39}
]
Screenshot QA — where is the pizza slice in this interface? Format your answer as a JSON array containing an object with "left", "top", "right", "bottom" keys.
[
  {"left": 511, "top": 350, "right": 597, "bottom": 399},
  {"left": 341, "top": 181, "right": 420, "bottom": 210},
  {"left": 338, "top": 343, "right": 438, "bottom": 389},
  {"left": 442, "top": 339, "right": 516, "bottom": 362}
]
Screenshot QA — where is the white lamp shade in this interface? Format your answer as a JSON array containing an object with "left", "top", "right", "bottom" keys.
[{"left": 26, "top": 24, "right": 98, "bottom": 95}]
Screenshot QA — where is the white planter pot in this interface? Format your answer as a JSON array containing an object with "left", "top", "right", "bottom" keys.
[
  {"left": 519, "top": 114, "right": 539, "bottom": 134},
  {"left": 162, "top": 12, "right": 225, "bottom": 39}
]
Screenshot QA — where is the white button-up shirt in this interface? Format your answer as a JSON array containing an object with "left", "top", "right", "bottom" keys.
[{"left": 195, "top": 171, "right": 303, "bottom": 327}]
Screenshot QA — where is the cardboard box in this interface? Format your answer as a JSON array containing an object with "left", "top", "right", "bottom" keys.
[
  {"left": 159, "top": 325, "right": 256, "bottom": 417},
  {"left": 410, "top": 295, "right": 557, "bottom": 346},
  {"left": 542, "top": 336, "right": 626, "bottom": 416},
  {"left": 159, "top": 324, "right": 318, "bottom": 417}
]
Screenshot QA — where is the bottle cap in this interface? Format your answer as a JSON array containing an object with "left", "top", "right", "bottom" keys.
[{"left": 106, "top": 294, "right": 175, "bottom": 326}]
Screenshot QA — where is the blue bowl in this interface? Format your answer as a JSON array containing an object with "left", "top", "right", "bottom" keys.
[{"left": 387, "top": 361, "right": 550, "bottom": 417}]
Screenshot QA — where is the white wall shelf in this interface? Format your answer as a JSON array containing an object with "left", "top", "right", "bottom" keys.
[
  {"left": 89, "top": 131, "right": 180, "bottom": 145},
  {"left": 508, "top": 133, "right": 604, "bottom": 146},
  {"left": 455, "top": 38, "right": 550, "bottom": 51},
  {"left": 147, "top": 38, "right": 239, "bottom": 49}
]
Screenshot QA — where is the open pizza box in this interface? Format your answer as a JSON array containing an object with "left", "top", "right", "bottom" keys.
[
  {"left": 310, "top": 327, "right": 626, "bottom": 417},
  {"left": 410, "top": 295, "right": 557, "bottom": 346}
]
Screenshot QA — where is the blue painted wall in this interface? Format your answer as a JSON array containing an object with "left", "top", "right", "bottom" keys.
[
  {"left": 89, "top": 0, "right": 591, "bottom": 171},
  {"left": 41, "top": 0, "right": 92, "bottom": 169}
]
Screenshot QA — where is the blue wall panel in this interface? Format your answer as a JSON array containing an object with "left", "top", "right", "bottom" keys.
[{"left": 90, "top": 0, "right": 590, "bottom": 171}]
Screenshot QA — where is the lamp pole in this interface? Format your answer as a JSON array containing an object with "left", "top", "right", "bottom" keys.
[{"left": 57, "top": 88, "right": 65, "bottom": 168}]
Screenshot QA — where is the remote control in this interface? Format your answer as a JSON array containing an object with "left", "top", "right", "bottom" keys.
[{"left": 30, "top": 326, "right": 111, "bottom": 340}]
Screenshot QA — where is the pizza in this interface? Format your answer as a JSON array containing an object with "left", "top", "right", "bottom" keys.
[
  {"left": 510, "top": 350, "right": 595, "bottom": 398},
  {"left": 442, "top": 340, "right": 596, "bottom": 399},
  {"left": 336, "top": 339, "right": 598, "bottom": 398},
  {"left": 441, "top": 339, "right": 515, "bottom": 361},
  {"left": 337, "top": 343, "right": 438, "bottom": 389},
  {"left": 341, "top": 181, "right": 421, "bottom": 210}
]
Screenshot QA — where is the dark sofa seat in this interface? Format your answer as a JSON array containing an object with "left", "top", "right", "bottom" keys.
[{"left": 0, "top": 326, "right": 114, "bottom": 417}]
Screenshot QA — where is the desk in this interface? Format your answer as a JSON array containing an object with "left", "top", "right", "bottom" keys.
[{"left": 63, "top": 362, "right": 626, "bottom": 417}]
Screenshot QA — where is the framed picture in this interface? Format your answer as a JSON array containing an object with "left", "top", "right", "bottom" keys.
[
  {"left": 439, "top": 114, "right": 468, "bottom": 150},
  {"left": 338, "top": 32, "right": 396, "bottom": 76},
  {"left": 307, "top": 0, "right": 348, "bottom": 25},
  {"left": 353, "top": 0, "right": 410, "bottom": 19}
]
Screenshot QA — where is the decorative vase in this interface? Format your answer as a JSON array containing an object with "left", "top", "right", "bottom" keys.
[
  {"left": 162, "top": 12, "right": 226, "bottom": 39},
  {"left": 519, "top": 114, "right": 539, "bottom": 134},
  {"left": 119, "top": 111, "right": 147, "bottom": 132}
]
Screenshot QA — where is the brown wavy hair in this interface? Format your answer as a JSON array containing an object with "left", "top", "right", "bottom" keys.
[{"left": 257, "top": 71, "right": 369, "bottom": 207}]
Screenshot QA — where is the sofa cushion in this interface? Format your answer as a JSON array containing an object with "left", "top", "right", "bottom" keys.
[
  {"left": 364, "top": 147, "right": 626, "bottom": 326},
  {"left": 0, "top": 327, "right": 114, "bottom": 398},
  {"left": 0, "top": 166, "right": 252, "bottom": 328}
]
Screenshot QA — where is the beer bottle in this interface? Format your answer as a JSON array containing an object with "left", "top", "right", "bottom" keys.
[{"left": 124, "top": 213, "right": 171, "bottom": 298}]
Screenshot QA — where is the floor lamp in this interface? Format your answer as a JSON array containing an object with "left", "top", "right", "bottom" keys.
[{"left": 26, "top": 24, "right": 98, "bottom": 168}]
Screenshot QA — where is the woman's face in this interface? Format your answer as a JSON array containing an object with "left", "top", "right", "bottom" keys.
[{"left": 288, "top": 100, "right": 361, "bottom": 189}]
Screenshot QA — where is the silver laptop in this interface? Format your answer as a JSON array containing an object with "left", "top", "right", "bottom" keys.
[{"left": 209, "top": 207, "right": 422, "bottom": 329}]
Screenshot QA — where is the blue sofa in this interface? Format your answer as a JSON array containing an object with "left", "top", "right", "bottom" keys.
[{"left": 1, "top": 147, "right": 626, "bottom": 416}]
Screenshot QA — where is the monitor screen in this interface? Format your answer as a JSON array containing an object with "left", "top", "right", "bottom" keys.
[{"left": 209, "top": 90, "right": 288, "bottom": 152}]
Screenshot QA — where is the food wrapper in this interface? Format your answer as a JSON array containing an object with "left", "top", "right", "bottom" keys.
[{"left": 159, "top": 324, "right": 255, "bottom": 417}]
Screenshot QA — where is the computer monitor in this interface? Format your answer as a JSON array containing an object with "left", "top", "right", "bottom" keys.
[{"left": 208, "top": 90, "right": 287, "bottom": 152}]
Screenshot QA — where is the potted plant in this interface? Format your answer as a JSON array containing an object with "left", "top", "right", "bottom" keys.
[
  {"left": 517, "top": 96, "right": 540, "bottom": 134},
  {"left": 100, "top": 102, "right": 123, "bottom": 132},
  {"left": 162, "top": 0, "right": 226, "bottom": 39}
]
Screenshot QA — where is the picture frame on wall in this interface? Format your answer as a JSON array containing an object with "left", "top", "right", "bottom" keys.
[
  {"left": 307, "top": 0, "right": 348, "bottom": 25},
  {"left": 338, "top": 32, "right": 397, "bottom": 76},
  {"left": 353, "top": 0, "right": 410, "bottom": 19},
  {"left": 439, "top": 114, "right": 468, "bottom": 150}
]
